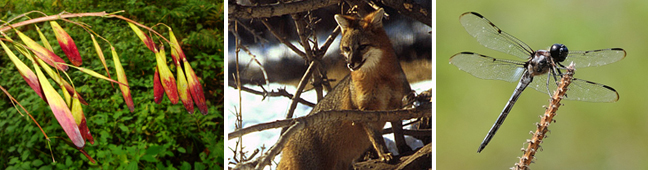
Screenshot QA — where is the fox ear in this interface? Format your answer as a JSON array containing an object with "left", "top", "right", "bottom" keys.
[
  {"left": 334, "top": 14, "right": 350, "bottom": 32},
  {"left": 369, "top": 8, "right": 385, "bottom": 28}
]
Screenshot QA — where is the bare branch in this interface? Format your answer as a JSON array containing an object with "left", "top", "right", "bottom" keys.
[
  {"left": 229, "top": 0, "right": 342, "bottom": 19},
  {"left": 260, "top": 19, "right": 307, "bottom": 59},
  {"left": 292, "top": 13, "right": 315, "bottom": 61},
  {"left": 319, "top": 26, "right": 341, "bottom": 55},
  {"left": 292, "top": 13, "right": 327, "bottom": 102},
  {"left": 234, "top": 18, "right": 269, "bottom": 44},
  {"left": 238, "top": 45, "right": 270, "bottom": 85},
  {"left": 227, "top": 82, "right": 316, "bottom": 107},
  {"left": 283, "top": 61, "right": 316, "bottom": 121},
  {"left": 374, "top": 0, "right": 431, "bottom": 26}
]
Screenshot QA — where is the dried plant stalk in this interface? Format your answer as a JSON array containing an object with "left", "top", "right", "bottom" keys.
[{"left": 514, "top": 63, "right": 575, "bottom": 170}]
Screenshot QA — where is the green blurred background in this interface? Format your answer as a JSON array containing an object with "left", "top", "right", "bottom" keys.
[
  {"left": 0, "top": 0, "right": 224, "bottom": 169},
  {"left": 437, "top": 0, "right": 648, "bottom": 169}
]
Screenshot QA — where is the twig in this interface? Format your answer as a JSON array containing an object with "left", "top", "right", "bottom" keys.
[
  {"left": 261, "top": 19, "right": 307, "bottom": 59},
  {"left": 514, "top": 63, "right": 575, "bottom": 170},
  {"left": 227, "top": 82, "right": 316, "bottom": 107},
  {"left": 234, "top": 19, "right": 246, "bottom": 166},
  {"left": 0, "top": 85, "right": 50, "bottom": 141},
  {"left": 384, "top": 129, "right": 431, "bottom": 137},
  {"left": 292, "top": 13, "right": 326, "bottom": 102},
  {"left": 233, "top": 18, "right": 269, "bottom": 44},
  {"left": 373, "top": 0, "right": 431, "bottom": 26},
  {"left": 238, "top": 45, "right": 270, "bottom": 85}
]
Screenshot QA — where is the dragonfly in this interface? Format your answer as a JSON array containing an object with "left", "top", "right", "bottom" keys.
[{"left": 450, "top": 12, "right": 626, "bottom": 153}]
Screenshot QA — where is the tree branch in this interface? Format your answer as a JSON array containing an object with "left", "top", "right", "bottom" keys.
[
  {"left": 228, "top": 0, "right": 342, "bottom": 19},
  {"left": 228, "top": 104, "right": 430, "bottom": 139}
]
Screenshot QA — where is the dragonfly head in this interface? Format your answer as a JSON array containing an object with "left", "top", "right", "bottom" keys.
[{"left": 550, "top": 44, "right": 569, "bottom": 63}]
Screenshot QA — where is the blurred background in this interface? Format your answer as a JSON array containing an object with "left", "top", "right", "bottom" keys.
[
  {"left": 437, "top": 0, "right": 648, "bottom": 169},
  {"left": 0, "top": 0, "right": 223, "bottom": 169}
]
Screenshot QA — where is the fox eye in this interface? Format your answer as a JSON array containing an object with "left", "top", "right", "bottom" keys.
[
  {"left": 342, "top": 46, "right": 350, "bottom": 52},
  {"left": 358, "top": 45, "right": 369, "bottom": 51}
]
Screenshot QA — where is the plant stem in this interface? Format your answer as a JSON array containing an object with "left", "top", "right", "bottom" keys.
[{"left": 514, "top": 64, "right": 575, "bottom": 170}]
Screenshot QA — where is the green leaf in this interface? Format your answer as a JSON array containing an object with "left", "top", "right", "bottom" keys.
[
  {"left": 21, "top": 150, "right": 30, "bottom": 161},
  {"left": 32, "top": 159, "right": 43, "bottom": 166},
  {"left": 180, "top": 162, "right": 191, "bottom": 170},
  {"left": 140, "top": 154, "right": 156, "bottom": 162},
  {"left": 194, "top": 162, "right": 206, "bottom": 170},
  {"left": 37, "top": 165, "right": 53, "bottom": 170},
  {"left": 109, "top": 145, "right": 124, "bottom": 155},
  {"left": 177, "top": 147, "right": 186, "bottom": 153},
  {"left": 94, "top": 114, "right": 106, "bottom": 125},
  {"left": 121, "top": 116, "right": 134, "bottom": 121},
  {"left": 127, "top": 161, "right": 137, "bottom": 170},
  {"left": 146, "top": 145, "right": 163, "bottom": 155},
  {"left": 118, "top": 124, "right": 129, "bottom": 132},
  {"left": 9, "top": 157, "right": 19, "bottom": 164},
  {"left": 20, "top": 162, "right": 31, "bottom": 169},
  {"left": 97, "top": 150, "right": 106, "bottom": 158}
]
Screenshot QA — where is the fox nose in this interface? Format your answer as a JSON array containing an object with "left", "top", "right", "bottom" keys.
[{"left": 346, "top": 51, "right": 365, "bottom": 71}]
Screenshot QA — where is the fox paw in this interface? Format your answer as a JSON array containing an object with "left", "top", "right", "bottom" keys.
[{"left": 379, "top": 152, "right": 393, "bottom": 163}]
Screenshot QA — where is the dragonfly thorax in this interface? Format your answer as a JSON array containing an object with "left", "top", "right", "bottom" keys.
[{"left": 527, "top": 50, "right": 552, "bottom": 76}]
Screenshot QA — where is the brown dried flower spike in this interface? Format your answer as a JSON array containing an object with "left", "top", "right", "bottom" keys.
[{"left": 514, "top": 63, "right": 575, "bottom": 170}]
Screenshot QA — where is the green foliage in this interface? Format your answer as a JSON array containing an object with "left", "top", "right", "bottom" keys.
[{"left": 0, "top": 0, "right": 224, "bottom": 169}]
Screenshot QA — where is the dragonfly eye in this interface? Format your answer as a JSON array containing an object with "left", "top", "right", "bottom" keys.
[{"left": 550, "top": 44, "right": 569, "bottom": 62}]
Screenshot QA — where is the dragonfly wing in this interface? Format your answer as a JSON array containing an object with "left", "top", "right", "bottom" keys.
[
  {"left": 527, "top": 74, "right": 619, "bottom": 102},
  {"left": 450, "top": 52, "right": 526, "bottom": 82},
  {"left": 460, "top": 12, "right": 534, "bottom": 59},
  {"left": 564, "top": 48, "right": 626, "bottom": 68}
]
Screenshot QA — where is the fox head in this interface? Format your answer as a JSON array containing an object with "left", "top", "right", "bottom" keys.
[{"left": 335, "top": 8, "right": 391, "bottom": 72}]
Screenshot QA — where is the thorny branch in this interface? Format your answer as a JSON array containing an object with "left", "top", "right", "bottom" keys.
[
  {"left": 291, "top": 12, "right": 326, "bottom": 103},
  {"left": 227, "top": 81, "right": 316, "bottom": 107},
  {"left": 514, "top": 64, "right": 575, "bottom": 170}
]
